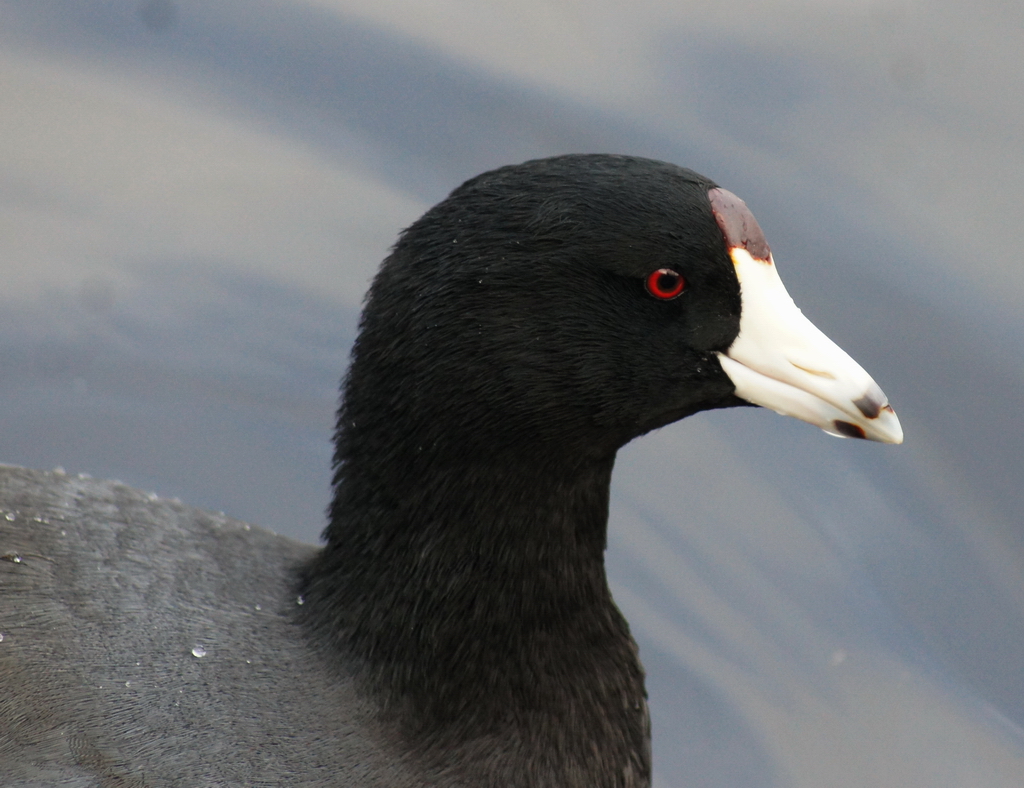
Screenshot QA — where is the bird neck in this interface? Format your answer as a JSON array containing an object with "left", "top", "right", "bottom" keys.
[{"left": 301, "top": 446, "right": 650, "bottom": 785}]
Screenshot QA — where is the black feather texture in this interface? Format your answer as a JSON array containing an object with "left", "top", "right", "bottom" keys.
[
  {"left": 303, "top": 155, "right": 745, "bottom": 786},
  {"left": 2, "top": 154, "right": 749, "bottom": 788}
]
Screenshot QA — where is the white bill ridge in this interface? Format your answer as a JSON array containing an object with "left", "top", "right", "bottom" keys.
[{"left": 716, "top": 247, "right": 903, "bottom": 444}]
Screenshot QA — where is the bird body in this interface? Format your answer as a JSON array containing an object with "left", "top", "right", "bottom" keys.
[
  {"left": 0, "top": 466, "right": 445, "bottom": 787},
  {"left": 0, "top": 155, "right": 901, "bottom": 787}
]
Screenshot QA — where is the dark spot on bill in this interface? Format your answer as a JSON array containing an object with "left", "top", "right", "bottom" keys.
[{"left": 833, "top": 420, "right": 867, "bottom": 439}]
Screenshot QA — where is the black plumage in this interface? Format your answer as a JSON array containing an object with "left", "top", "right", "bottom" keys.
[{"left": 1, "top": 155, "right": 769, "bottom": 787}]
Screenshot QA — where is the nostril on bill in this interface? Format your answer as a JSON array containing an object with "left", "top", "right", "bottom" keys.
[{"left": 791, "top": 362, "right": 836, "bottom": 380}]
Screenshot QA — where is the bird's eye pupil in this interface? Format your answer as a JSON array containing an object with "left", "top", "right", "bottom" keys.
[{"left": 646, "top": 269, "right": 685, "bottom": 300}]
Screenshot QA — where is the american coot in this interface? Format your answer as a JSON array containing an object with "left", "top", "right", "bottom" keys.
[{"left": 0, "top": 155, "right": 901, "bottom": 787}]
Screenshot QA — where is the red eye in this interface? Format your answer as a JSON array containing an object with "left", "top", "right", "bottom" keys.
[{"left": 645, "top": 268, "right": 685, "bottom": 300}]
